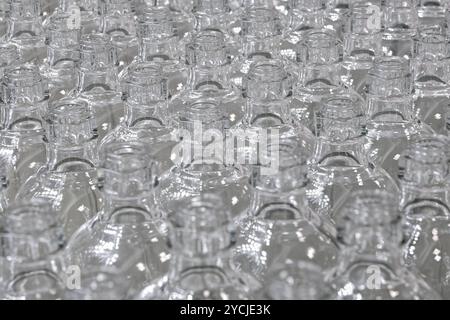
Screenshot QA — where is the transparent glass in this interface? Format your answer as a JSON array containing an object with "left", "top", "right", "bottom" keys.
[
  {"left": 366, "top": 56, "right": 431, "bottom": 186},
  {"left": 16, "top": 99, "right": 102, "bottom": 240},
  {"left": 308, "top": 92, "right": 398, "bottom": 220},
  {"left": 413, "top": 27, "right": 450, "bottom": 134},
  {"left": 234, "top": 138, "right": 339, "bottom": 284},
  {"left": 328, "top": 190, "right": 441, "bottom": 300},
  {"left": 0, "top": 203, "right": 67, "bottom": 300},
  {"left": 400, "top": 135, "right": 450, "bottom": 299},
  {"left": 73, "top": 33, "right": 124, "bottom": 141},
  {"left": 0, "top": 64, "right": 48, "bottom": 201},
  {"left": 137, "top": 194, "right": 261, "bottom": 300},
  {"left": 67, "top": 141, "right": 170, "bottom": 296}
]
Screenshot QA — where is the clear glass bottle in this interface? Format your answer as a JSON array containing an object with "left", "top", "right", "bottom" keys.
[
  {"left": 171, "top": 28, "right": 244, "bottom": 128},
  {"left": 412, "top": 26, "right": 450, "bottom": 134},
  {"left": 292, "top": 28, "right": 344, "bottom": 134},
  {"left": 383, "top": 0, "right": 417, "bottom": 59},
  {"left": 234, "top": 137, "right": 339, "bottom": 284},
  {"left": 341, "top": 2, "right": 382, "bottom": 98},
  {"left": 365, "top": 56, "right": 431, "bottom": 186},
  {"left": 0, "top": 202, "right": 67, "bottom": 300},
  {"left": 0, "top": 64, "right": 48, "bottom": 201},
  {"left": 230, "top": 6, "right": 283, "bottom": 91},
  {"left": 328, "top": 190, "right": 441, "bottom": 300},
  {"left": 16, "top": 99, "right": 102, "bottom": 240},
  {"left": 159, "top": 95, "right": 250, "bottom": 220},
  {"left": 308, "top": 92, "right": 398, "bottom": 220},
  {"left": 101, "top": 61, "right": 176, "bottom": 175},
  {"left": 400, "top": 135, "right": 450, "bottom": 299},
  {"left": 137, "top": 193, "right": 261, "bottom": 300},
  {"left": 99, "top": 0, "right": 138, "bottom": 69},
  {"left": 67, "top": 141, "right": 170, "bottom": 296},
  {"left": 6, "top": 0, "right": 46, "bottom": 64},
  {"left": 42, "top": 10, "right": 81, "bottom": 102},
  {"left": 73, "top": 33, "right": 124, "bottom": 141}
]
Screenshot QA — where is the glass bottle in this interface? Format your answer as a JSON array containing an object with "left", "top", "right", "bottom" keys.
[
  {"left": 308, "top": 91, "right": 398, "bottom": 220},
  {"left": 365, "top": 56, "right": 431, "bottom": 186},
  {"left": 341, "top": 2, "right": 382, "bottom": 98},
  {"left": 42, "top": 10, "right": 81, "bottom": 102},
  {"left": 67, "top": 141, "right": 170, "bottom": 296},
  {"left": 0, "top": 202, "right": 67, "bottom": 300},
  {"left": 382, "top": 0, "right": 417, "bottom": 59},
  {"left": 230, "top": 6, "right": 283, "bottom": 91},
  {"left": 159, "top": 95, "right": 250, "bottom": 220},
  {"left": 234, "top": 137, "right": 339, "bottom": 284},
  {"left": 73, "top": 33, "right": 124, "bottom": 141},
  {"left": 101, "top": 61, "right": 176, "bottom": 175},
  {"left": 16, "top": 99, "right": 102, "bottom": 240},
  {"left": 99, "top": 0, "right": 138, "bottom": 69},
  {"left": 400, "top": 135, "right": 450, "bottom": 298},
  {"left": 412, "top": 26, "right": 450, "bottom": 134},
  {"left": 6, "top": 0, "right": 46, "bottom": 64},
  {"left": 0, "top": 64, "right": 48, "bottom": 201},
  {"left": 137, "top": 193, "right": 261, "bottom": 300},
  {"left": 292, "top": 28, "right": 344, "bottom": 134},
  {"left": 328, "top": 190, "right": 441, "bottom": 300}
]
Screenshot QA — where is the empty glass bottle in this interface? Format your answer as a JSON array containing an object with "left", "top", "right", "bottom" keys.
[
  {"left": 16, "top": 99, "right": 102, "bottom": 239},
  {"left": 0, "top": 64, "right": 48, "bottom": 201},
  {"left": 67, "top": 141, "right": 170, "bottom": 296},
  {"left": 73, "top": 33, "right": 124, "bottom": 141},
  {"left": 366, "top": 56, "right": 431, "bottom": 185},
  {"left": 328, "top": 190, "right": 441, "bottom": 300},
  {"left": 6, "top": 0, "right": 46, "bottom": 64},
  {"left": 234, "top": 137, "right": 338, "bottom": 283},
  {"left": 308, "top": 91, "right": 398, "bottom": 219},
  {"left": 400, "top": 135, "right": 450, "bottom": 298},
  {"left": 137, "top": 193, "right": 261, "bottom": 300},
  {"left": 0, "top": 202, "right": 67, "bottom": 300},
  {"left": 412, "top": 26, "right": 450, "bottom": 134}
]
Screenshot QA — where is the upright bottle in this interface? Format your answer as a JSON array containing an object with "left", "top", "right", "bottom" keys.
[
  {"left": 67, "top": 140, "right": 170, "bottom": 296},
  {"left": 308, "top": 92, "right": 398, "bottom": 219},
  {"left": 234, "top": 137, "right": 338, "bottom": 283},
  {"left": 0, "top": 64, "right": 48, "bottom": 201},
  {"left": 101, "top": 62, "right": 175, "bottom": 175},
  {"left": 99, "top": 0, "right": 138, "bottom": 69},
  {"left": 413, "top": 26, "right": 450, "bottom": 134},
  {"left": 16, "top": 99, "right": 102, "bottom": 239},
  {"left": 0, "top": 203, "right": 67, "bottom": 300},
  {"left": 6, "top": 0, "right": 46, "bottom": 64},
  {"left": 73, "top": 33, "right": 124, "bottom": 141},
  {"left": 328, "top": 190, "right": 441, "bottom": 300},
  {"left": 42, "top": 9, "right": 81, "bottom": 102},
  {"left": 341, "top": 2, "right": 382, "bottom": 98},
  {"left": 365, "top": 56, "right": 431, "bottom": 185},
  {"left": 137, "top": 193, "right": 261, "bottom": 300},
  {"left": 400, "top": 135, "right": 450, "bottom": 299}
]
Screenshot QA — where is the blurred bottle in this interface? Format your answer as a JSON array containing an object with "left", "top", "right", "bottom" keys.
[
  {"left": 328, "top": 190, "right": 441, "bottom": 300},
  {"left": 308, "top": 92, "right": 398, "bottom": 219},
  {"left": 137, "top": 194, "right": 261, "bottom": 300},
  {"left": 67, "top": 141, "right": 170, "bottom": 296},
  {"left": 6, "top": 0, "right": 46, "bottom": 64},
  {"left": 0, "top": 203, "right": 67, "bottom": 300},
  {"left": 400, "top": 135, "right": 450, "bottom": 298},
  {"left": 413, "top": 26, "right": 450, "bottom": 134},
  {"left": 0, "top": 64, "right": 48, "bottom": 201},
  {"left": 73, "top": 33, "right": 124, "bottom": 141},
  {"left": 234, "top": 138, "right": 338, "bottom": 283},
  {"left": 366, "top": 56, "right": 431, "bottom": 185},
  {"left": 16, "top": 99, "right": 101, "bottom": 239}
]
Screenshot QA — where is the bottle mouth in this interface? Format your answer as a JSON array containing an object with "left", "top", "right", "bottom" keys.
[{"left": 101, "top": 141, "right": 152, "bottom": 173}]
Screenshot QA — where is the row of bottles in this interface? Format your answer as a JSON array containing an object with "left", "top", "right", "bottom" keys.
[{"left": 0, "top": 0, "right": 448, "bottom": 300}]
